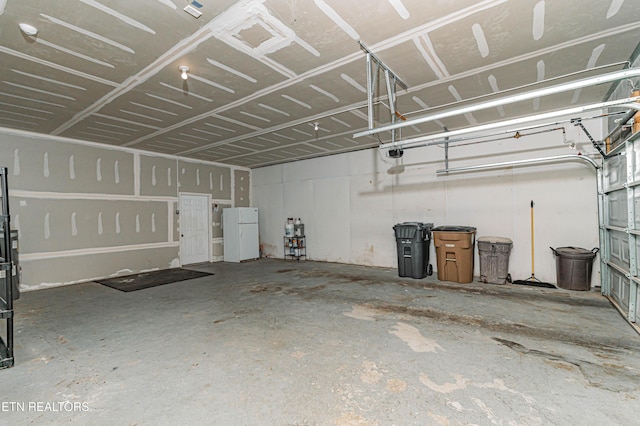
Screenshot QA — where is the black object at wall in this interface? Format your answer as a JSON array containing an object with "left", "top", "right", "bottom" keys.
[{"left": 0, "top": 167, "right": 15, "bottom": 369}]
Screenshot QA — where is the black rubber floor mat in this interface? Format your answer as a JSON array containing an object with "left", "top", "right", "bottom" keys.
[{"left": 95, "top": 268, "right": 213, "bottom": 292}]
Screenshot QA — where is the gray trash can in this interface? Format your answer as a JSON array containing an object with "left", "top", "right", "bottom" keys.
[
  {"left": 550, "top": 246, "right": 599, "bottom": 291},
  {"left": 393, "top": 222, "right": 433, "bottom": 279},
  {"left": 477, "top": 236, "right": 512, "bottom": 284}
]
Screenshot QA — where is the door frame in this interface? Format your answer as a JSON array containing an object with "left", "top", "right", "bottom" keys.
[{"left": 178, "top": 192, "right": 212, "bottom": 266}]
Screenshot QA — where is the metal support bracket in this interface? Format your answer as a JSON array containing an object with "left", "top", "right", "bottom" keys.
[
  {"left": 443, "top": 126, "right": 450, "bottom": 170},
  {"left": 572, "top": 118, "right": 607, "bottom": 157},
  {"left": 359, "top": 42, "right": 408, "bottom": 146}
]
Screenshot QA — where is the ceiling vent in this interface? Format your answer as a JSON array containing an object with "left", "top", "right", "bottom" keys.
[{"left": 184, "top": 2, "right": 203, "bottom": 19}]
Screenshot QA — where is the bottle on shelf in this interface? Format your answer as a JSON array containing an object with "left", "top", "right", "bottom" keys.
[
  {"left": 294, "top": 218, "right": 304, "bottom": 237},
  {"left": 285, "top": 218, "right": 294, "bottom": 237},
  {"left": 284, "top": 229, "right": 306, "bottom": 261}
]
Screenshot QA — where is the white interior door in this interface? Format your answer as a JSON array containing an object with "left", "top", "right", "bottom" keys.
[{"left": 179, "top": 194, "right": 210, "bottom": 265}]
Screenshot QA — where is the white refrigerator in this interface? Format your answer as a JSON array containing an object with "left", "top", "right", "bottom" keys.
[{"left": 223, "top": 207, "right": 259, "bottom": 262}]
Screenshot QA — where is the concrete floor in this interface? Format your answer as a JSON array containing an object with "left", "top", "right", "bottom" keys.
[{"left": 2, "top": 259, "right": 640, "bottom": 425}]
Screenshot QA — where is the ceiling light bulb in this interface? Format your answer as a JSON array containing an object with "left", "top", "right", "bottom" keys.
[
  {"left": 19, "top": 23, "right": 38, "bottom": 37},
  {"left": 178, "top": 65, "right": 189, "bottom": 80},
  {"left": 314, "top": 122, "right": 319, "bottom": 131}
]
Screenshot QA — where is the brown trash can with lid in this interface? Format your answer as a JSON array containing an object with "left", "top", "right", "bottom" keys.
[
  {"left": 432, "top": 226, "right": 477, "bottom": 283},
  {"left": 550, "top": 246, "right": 599, "bottom": 291}
]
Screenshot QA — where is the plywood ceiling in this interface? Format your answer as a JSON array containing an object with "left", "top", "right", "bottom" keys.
[{"left": 0, "top": 0, "right": 638, "bottom": 168}]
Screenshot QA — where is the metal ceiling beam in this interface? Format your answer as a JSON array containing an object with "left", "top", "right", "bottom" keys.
[
  {"left": 355, "top": 68, "right": 640, "bottom": 139},
  {"left": 436, "top": 154, "right": 600, "bottom": 175}
]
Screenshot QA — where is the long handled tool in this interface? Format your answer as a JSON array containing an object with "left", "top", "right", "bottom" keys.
[{"left": 513, "top": 200, "right": 555, "bottom": 288}]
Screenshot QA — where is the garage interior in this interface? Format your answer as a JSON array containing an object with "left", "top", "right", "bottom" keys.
[{"left": 1, "top": 0, "right": 640, "bottom": 423}]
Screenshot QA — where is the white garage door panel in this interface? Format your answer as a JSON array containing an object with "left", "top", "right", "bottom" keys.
[{"left": 602, "top": 136, "right": 640, "bottom": 331}]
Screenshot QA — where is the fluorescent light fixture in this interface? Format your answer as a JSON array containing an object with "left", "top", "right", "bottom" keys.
[
  {"left": 379, "top": 96, "right": 640, "bottom": 150},
  {"left": 355, "top": 68, "right": 640, "bottom": 139}
]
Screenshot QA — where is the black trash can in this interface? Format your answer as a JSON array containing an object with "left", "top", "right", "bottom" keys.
[
  {"left": 550, "top": 246, "right": 599, "bottom": 291},
  {"left": 393, "top": 222, "right": 433, "bottom": 279}
]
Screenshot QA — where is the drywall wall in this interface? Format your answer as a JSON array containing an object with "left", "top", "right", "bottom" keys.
[
  {"left": 12, "top": 197, "right": 168, "bottom": 251},
  {"left": 22, "top": 247, "right": 179, "bottom": 289},
  {"left": 139, "top": 155, "right": 176, "bottom": 197},
  {"left": 4, "top": 138, "right": 135, "bottom": 195},
  {"left": 253, "top": 114, "right": 602, "bottom": 286},
  {"left": 0, "top": 129, "right": 249, "bottom": 290},
  {"left": 177, "top": 160, "right": 232, "bottom": 199},
  {"left": 234, "top": 170, "right": 251, "bottom": 207}
]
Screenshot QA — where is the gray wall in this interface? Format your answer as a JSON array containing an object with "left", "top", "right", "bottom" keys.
[
  {"left": 253, "top": 114, "right": 602, "bottom": 286},
  {"left": 0, "top": 129, "right": 250, "bottom": 290}
]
